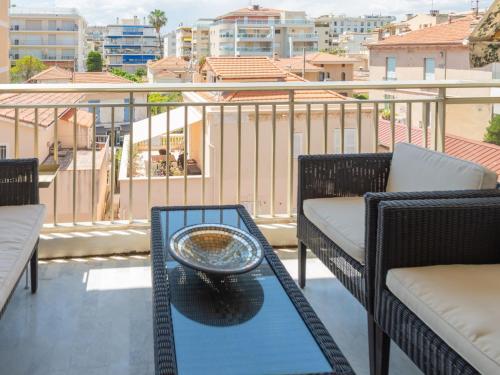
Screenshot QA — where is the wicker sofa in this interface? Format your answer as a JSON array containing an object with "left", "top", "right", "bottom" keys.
[
  {"left": 373, "top": 196, "right": 500, "bottom": 375},
  {"left": 0, "top": 159, "right": 45, "bottom": 318},
  {"left": 297, "top": 143, "right": 499, "bottom": 374}
]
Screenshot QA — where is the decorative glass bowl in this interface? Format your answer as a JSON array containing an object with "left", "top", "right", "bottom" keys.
[{"left": 169, "top": 224, "right": 264, "bottom": 275}]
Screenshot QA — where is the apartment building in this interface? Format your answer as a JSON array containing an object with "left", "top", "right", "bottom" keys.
[
  {"left": 327, "top": 14, "right": 395, "bottom": 36},
  {"left": 176, "top": 25, "right": 192, "bottom": 60},
  {"left": 103, "top": 17, "right": 161, "bottom": 73},
  {"left": 192, "top": 19, "right": 213, "bottom": 61},
  {"left": 0, "top": 0, "right": 8, "bottom": 83},
  {"left": 368, "top": 16, "right": 499, "bottom": 142},
  {"left": 209, "top": 5, "right": 318, "bottom": 58},
  {"left": 9, "top": 7, "right": 86, "bottom": 71},
  {"left": 337, "top": 32, "right": 375, "bottom": 55},
  {"left": 86, "top": 25, "right": 106, "bottom": 55},
  {"left": 147, "top": 57, "right": 191, "bottom": 83},
  {"left": 164, "top": 30, "right": 176, "bottom": 57}
]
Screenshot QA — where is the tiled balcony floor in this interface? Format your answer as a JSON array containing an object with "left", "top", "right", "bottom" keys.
[{"left": 0, "top": 249, "right": 422, "bottom": 375}]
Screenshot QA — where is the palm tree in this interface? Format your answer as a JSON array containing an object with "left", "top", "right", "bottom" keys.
[{"left": 148, "top": 9, "right": 167, "bottom": 57}]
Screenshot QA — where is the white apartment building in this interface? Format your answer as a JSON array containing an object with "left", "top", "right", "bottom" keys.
[
  {"left": 209, "top": 5, "right": 318, "bottom": 58},
  {"left": 164, "top": 30, "right": 176, "bottom": 57},
  {"left": 192, "top": 19, "right": 213, "bottom": 62},
  {"left": 175, "top": 25, "right": 192, "bottom": 60},
  {"left": 337, "top": 32, "right": 376, "bottom": 55},
  {"left": 9, "top": 7, "right": 86, "bottom": 71},
  {"left": 328, "top": 14, "right": 395, "bottom": 35},
  {"left": 0, "top": 1, "right": 8, "bottom": 83},
  {"left": 103, "top": 17, "right": 161, "bottom": 73}
]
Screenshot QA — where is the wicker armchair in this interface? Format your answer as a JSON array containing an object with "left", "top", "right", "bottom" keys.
[
  {"left": 0, "top": 159, "right": 42, "bottom": 318},
  {"left": 373, "top": 197, "right": 500, "bottom": 375},
  {"left": 297, "top": 146, "right": 500, "bottom": 375}
]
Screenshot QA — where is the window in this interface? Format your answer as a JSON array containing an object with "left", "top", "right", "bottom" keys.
[
  {"left": 424, "top": 58, "right": 435, "bottom": 80},
  {"left": 333, "top": 129, "right": 356, "bottom": 153},
  {"left": 386, "top": 57, "right": 396, "bottom": 80},
  {"left": 0, "top": 145, "right": 7, "bottom": 159},
  {"left": 341, "top": 72, "right": 346, "bottom": 81},
  {"left": 88, "top": 100, "right": 101, "bottom": 123},
  {"left": 293, "top": 133, "right": 303, "bottom": 158}
]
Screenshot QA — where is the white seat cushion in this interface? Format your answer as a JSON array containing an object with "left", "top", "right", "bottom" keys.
[
  {"left": 386, "top": 143, "right": 498, "bottom": 192},
  {"left": 387, "top": 264, "right": 500, "bottom": 375},
  {"left": 303, "top": 197, "right": 365, "bottom": 265},
  {"left": 0, "top": 205, "right": 46, "bottom": 310}
]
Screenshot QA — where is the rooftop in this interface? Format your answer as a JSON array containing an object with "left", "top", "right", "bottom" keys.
[
  {"left": 216, "top": 6, "right": 282, "bottom": 20},
  {"left": 305, "top": 52, "right": 361, "bottom": 64},
  {"left": 147, "top": 57, "right": 189, "bottom": 72},
  {"left": 0, "top": 92, "right": 84, "bottom": 127},
  {"left": 369, "top": 17, "right": 477, "bottom": 47},
  {"left": 272, "top": 58, "right": 324, "bottom": 73},
  {"left": 203, "top": 57, "right": 287, "bottom": 81},
  {"left": 28, "top": 67, "right": 133, "bottom": 84}
]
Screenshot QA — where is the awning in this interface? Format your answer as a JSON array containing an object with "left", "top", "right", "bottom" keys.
[{"left": 132, "top": 106, "right": 202, "bottom": 144}]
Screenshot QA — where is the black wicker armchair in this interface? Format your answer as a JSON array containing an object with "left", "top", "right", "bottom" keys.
[
  {"left": 373, "top": 197, "right": 500, "bottom": 375},
  {"left": 0, "top": 159, "right": 40, "bottom": 318},
  {"left": 297, "top": 150, "right": 500, "bottom": 375}
]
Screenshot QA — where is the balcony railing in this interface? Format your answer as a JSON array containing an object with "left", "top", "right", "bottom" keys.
[{"left": 0, "top": 80, "right": 498, "bottom": 230}]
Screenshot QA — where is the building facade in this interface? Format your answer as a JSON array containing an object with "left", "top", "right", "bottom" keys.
[
  {"left": 327, "top": 14, "right": 395, "bottom": 35},
  {"left": 103, "top": 17, "right": 160, "bottom": 73},
  {"left": 209, "top": 5, "right": 318, "bottom": 58},
  {"left": 192, "top": 19, "right": 213, "bottom": 62},
  {"left": 175, "top": 25, "right": 192, "bottom": 60},
  {"left": 0, "top": 0, "right": 9, "bottom": 82},
  {"left": 164, "top": 30, "right": 176, "bottom": 57},
  {"left": 85, "top": 25, "right": 106, "bottom": 55},
  {"left": 9, "top": 7, "right": 86, "bottom": 71}
]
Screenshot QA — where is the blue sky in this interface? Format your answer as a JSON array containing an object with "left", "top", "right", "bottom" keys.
[{"left": 10, "top": 0, "right": 484, "bottom": 31}]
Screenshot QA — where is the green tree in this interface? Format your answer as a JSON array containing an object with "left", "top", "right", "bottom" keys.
[
  {"left": 148, "top": 92, "right": 183, "bottom": 115},
  {"left": 135, "top": 67, "right": 147, "bottom": 78},
  {"left": 10, "top": 56, "right": 45, "bottom": 82},
  {"left": 86, "top": 51, "right": 103, "bottom": 72},
  {"left": 110, "top": 68, "right": 140, "bottom": 82},
  {"left": 484, "top": 115, "right": 500, "bottom": 146},
  {"left": 148, "top": 9, "right": 167, "bottom": 54}
]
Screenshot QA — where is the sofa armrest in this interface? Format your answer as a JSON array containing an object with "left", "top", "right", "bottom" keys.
[
  {"left": 297, "top": 153, "right": 392, "bottom": 215},
  {"left": 0, "top": 159, "right": 39, "bottom": 206},
  {"left": 374, "top": 196, "right": 500, "bottom": 308}
]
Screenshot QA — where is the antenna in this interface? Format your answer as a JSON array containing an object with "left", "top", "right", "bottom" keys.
[{"left": 471, "top": 0, "right": 479, "bottom": 17}]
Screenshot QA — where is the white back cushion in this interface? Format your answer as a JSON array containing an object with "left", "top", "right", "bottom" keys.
[{"left": 386, "top": 143, "right": 498, "bottom": 192}]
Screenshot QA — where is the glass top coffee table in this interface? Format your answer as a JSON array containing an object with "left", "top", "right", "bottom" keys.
[{"left": 151, "top": 205, "right": 354, "bottom": 375}]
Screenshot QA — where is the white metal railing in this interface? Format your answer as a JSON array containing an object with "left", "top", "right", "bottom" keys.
[{"left": 0, "top": 80, "right": 498, "bottom": 229}]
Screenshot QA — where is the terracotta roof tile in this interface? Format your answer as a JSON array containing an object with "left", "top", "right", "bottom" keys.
[
  {"left": 28, "top": 66, "right": 73, "bottom": 82},
  {"left": 204, "top": 57, "right": 287, "bottom": 80},
  {"left": 0, "top": 92, "right": 84, "bottom": 127},
  {"left": 216, "top": 7, "right": 281, "bottom": 19},
  {"left": 73, "top": 72, "right": 132, "bottom": 83},
  {"left": 147, "top": 57, "right": 188, "bottom": 71},
  {"left": 305, "top": 52, "right": 360, "bottom": 64},
  {"left": 370, "top": 17, "right": 476, "bottom": 47},
  {"left": 59, "top": 109, "right": 94, "bottom": 127},
  {"left": 272, "top": 58, "right": 324, "bottom": 72},
  {"left": 378, "top": 119, "right": 500, "bottom": 179}
]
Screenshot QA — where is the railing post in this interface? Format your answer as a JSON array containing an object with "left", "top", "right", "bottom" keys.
[
  {"left": 287, "top": 90, "right": 294, "bottom": 217},
  {"left": 109, "top": 107, "right": 115, "bottom": 222},
  {"left": 91, "top": 107, "right": 96, "bottom": 224},
  {"left": 53, "top": 108, "right": 58, "bottom": 226},
  {"left": 128, "top": 92, "right": 134, "bottom": 223},
  {"left": 437, "top": 87, "right": 446, "bottom": 152},
  {"left": 72, "top": 109, "right": 77, "bottom": 225}
]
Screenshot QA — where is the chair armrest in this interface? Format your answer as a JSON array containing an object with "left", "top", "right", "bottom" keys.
[
  {"left": 374, "top": 197, "right": 500, "bottom": 306},
  {"left": 364, "top": 189, "right": 500, "bottom": 301},
  {"left": 297, "top": 153, "right": 392, "bottom": 215},
  {"left": 0, "top": 159, "right": 39, "bottom": 206}
]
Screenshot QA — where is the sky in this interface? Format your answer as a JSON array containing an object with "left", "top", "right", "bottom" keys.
[{"left": 9, "top": 0, "right": 485, "bottom": 31}]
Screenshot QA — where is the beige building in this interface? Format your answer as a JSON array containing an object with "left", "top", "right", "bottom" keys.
[
  {"left": 368, "top": 16, "right": 499, "bottom": 142},
  {"left": 9, "top": 7, "right": 87, "bottom": 71},
  {"left": 191, "top": 19, "right": 212, "bottom": 62},
  {"left": 209, "top": 5, "right": 318, "bottom": 58},
  {"left": 147, "top": 57, "right": 191, "bottom": 83},
  {"left": 119, "top": 57, "right": 374, "bottom": 219},
  {"left": 0, "top": 0, "right": 9, "bottom": 83},
  {"left": 0, "top": 92, "right": 109, "bottom": 222},
  {"left": 176, "top": 26, "right": 192, "bottom": 60}
]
